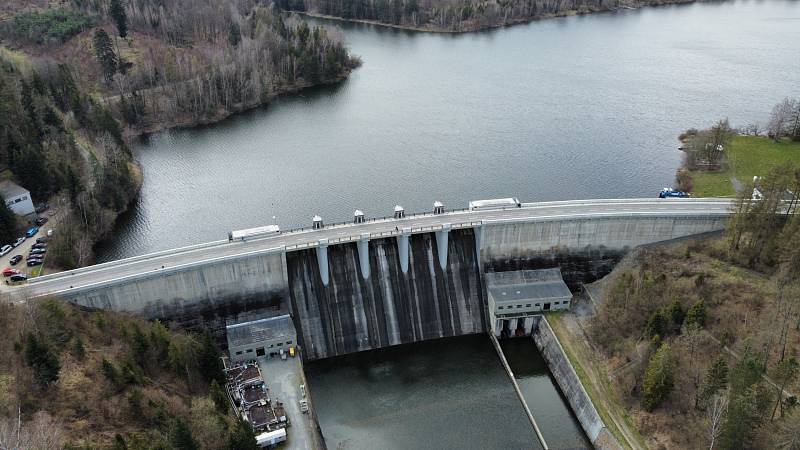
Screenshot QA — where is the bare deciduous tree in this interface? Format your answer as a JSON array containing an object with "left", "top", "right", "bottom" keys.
[
  {"left": 706, "top": 391, "right": 728, "bottom": 450},
  {"left": 768, "top": 98, "right": 798, "bottom": 141}
]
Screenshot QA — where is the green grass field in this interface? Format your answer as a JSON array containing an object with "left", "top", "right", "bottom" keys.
[{"left": 687, "top": 136, "right": 800, "bottom": 197}]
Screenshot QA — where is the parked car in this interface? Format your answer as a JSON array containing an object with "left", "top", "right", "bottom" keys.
[
  {"left": 0, "top": 245, "right": 11, "bottom": 256},
  {"left": 12, "top": 237, "right": 24, "bottom": 248},
  {"left": 26, "top": 227, "right": 39, "bottom": 238},
  {"left": 36, "top": 237, "right": 48, "bottom": 244},
  {"left": 32, "top": 243, "right": 47, "bottom": 249},
  {"left": 9, "top": 255, "right": 22, "bottom": 265},
  {"left": 26, "top": 254, "right": 43, "bottom": 261},
  {"left": 2, "top": 267, "right": 21, "bottom": 277},
  {"left": 29, "top": 248, "right": 46, "bottom": 255},
  {"left": 34, "top": 217, "right": 48, "bottom": 226},
  {"left": 26, "top": 260, "right": 42, "bottom": 267},
  {"left": 10, "top": 274, "right": 27, "bottom": 282}
]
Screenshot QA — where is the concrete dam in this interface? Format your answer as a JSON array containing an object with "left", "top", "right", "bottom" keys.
[
  {"left": 287, "top": 229, "right": 487, "bottom": 360},
  {"left": 23, "top": 198, "right": 731, "bottom": 360}
]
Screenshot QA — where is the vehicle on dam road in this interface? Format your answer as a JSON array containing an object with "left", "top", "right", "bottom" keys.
[
  {"left": 228, "top": 225, "right": 281, "bottom": 241},
  {"left": 468, "top": 197, "right": 521, "bottom": 211},
  {"left": 659, "top": 188, "right": 688, "bottom": 198}
]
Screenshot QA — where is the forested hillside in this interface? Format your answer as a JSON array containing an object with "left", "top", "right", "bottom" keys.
[
  {"left": 0, "top": 299, "right": 253, "bottom": 449},
  {"left": 590, "top": 165, "right": 800, "bottom": 449},
  {"left": 1, "top": 0, "right": 358, "bottom": 133},
  {"left": 286, "top": 0, "right": 694, "bottom": 32},
  {"left": 0, "top": 52, "right": 139, "bottom": 266}
]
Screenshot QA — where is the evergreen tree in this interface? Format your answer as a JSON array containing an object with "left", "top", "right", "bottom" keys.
[
  {"left": 699, "top": 356, "right": 728, "bottom": 407},
  {"left": 0, "top": 201, "right": 17, "bottom": 244},
  {"left": 645, "top": 308, "right": 668, "bottom": 339},
  {"left": 71, "top": 336, "right": 86, "bottom": 360},
  {"left": 668, "top": 299, "right": 685, "bottom": 327},
  {"left": 197, "top": 330, "right": 224, "bottom": 384},
  {"left": 210, "top": 379, "right": 229, "bottom": 414},
  {"left": 686, "top": 299, "right": 706, "bottom": 327},
  {"left": 168, "top": 418, "right": 199, "bottom": 450},
  {"left": 228, "top": 22, "right": 241, "bottom": 47},
  {"left": 642, "top": 342, "right": 675, "bottom": 411},
  {"left": 93, "top": 29, "right": 118, "bottom": 81},
  {"left": 23, "top": 333, "right": 61, "bottom": 387},
  {"left": 226, "top": 419, "right": 259, "bottom": 450},
  {"left": 109, "top": 0, "right": 128, "bottom": 38}
]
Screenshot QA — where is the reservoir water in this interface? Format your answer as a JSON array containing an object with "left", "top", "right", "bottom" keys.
[{"left": 98, "top": 0, "right": 800, "bottom": 261}]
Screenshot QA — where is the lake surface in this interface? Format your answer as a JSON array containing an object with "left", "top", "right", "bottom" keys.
[
  {"left": 305, "top": 334, "right": 549, "bottom": 450},
  {"left": 99, "top": 0, "right": 800, "bottom": 260}
]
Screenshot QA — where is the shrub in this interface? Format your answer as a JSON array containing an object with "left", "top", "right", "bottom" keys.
[{"left": 5, "top": 9, "right": 94, "bottom": 45}]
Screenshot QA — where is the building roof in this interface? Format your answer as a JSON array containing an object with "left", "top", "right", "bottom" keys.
[
  {"left": 0, "top": 180, "right": 29, "bottom": 199},
  {"left": 486, "top": 268, "right": 572, "bottom": 302},
  {"left": 226, "top": 314, "right": 295, "bottom": 348}
]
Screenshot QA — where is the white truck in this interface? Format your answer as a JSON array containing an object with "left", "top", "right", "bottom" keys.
[
  {"left": 468, "top": 198, "right": 521, "bottom": 211},
  {"left": 228, "top": 225, "right": 280, "bottom": 241},
  {"left": 256, "top": 429, "right": 287, "bottom": 448}
]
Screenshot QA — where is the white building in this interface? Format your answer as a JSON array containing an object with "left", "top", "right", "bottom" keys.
[
  {"left": 226, "top": 314, "right": 297, "bottom": 362},
  {"left": 0, "top": 181, "right": 35, "bottom": 217}
]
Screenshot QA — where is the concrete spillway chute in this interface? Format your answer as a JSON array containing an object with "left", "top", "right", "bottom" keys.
[
  {"left": 316, "top": 238, "right": 329, "bottom": 286},
  {"left": 357, "top": 233, "right": 371, "bottom": 280},
  {"left": 396, "top": 227, "right": 411, "bottom": 274},
  {"left": 435, "top": 223, "right": 451, "bottom": 270}
]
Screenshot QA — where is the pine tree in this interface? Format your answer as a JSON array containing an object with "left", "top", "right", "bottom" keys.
[
  {"left": 93, "top": 29, "right": 118, "bottom": 81},
  {"left": 668, "top": 299, "right": 685, "bottom": 327},
  {"left": 699, "top": 356, "right": 728, "bottom": 408},
  {"left": 0, "top": 201, "right": 17, "bottom": 244},
  {"left": 226, "top": 419, "right": 259, "bottom": 450},
  {"left": 645, "top": 308, "right": 668, "bottom": 338},
  {"left": 198, "top": 330, "right": 224, "bottom": 384},
  {"left": 23, "top": 333, "right": 61, "bottom": 387},
  {"left": 168, "top": 418, "right": 199, "bottom": 450},
  {"left": 686, "top": 299, "right": 706, "bottom": 327},
  {"left": 109, "top": 0, "right": 128, "bottom": 38},
  {"left": 642, "top": 342, "right": 675, "bottom": 411},
  {"left": 210, "top": 379, "right": 228, "bottom": 414}
]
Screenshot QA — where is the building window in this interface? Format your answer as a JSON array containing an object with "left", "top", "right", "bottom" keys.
[
  {"left": 525, "top": 304, "right": 531, "bottom": 307},
  {"left": 517, "top": 305, "right": 522, "bottom": 308},
  {"left": 286, "top": 341, "right": 292, "bottom": 345},
  {"left": 21, "top": 196, "right": 27, "bottom": 200},
  {"left": 277, "top": 343, "right": 283, "bottom": 347},
  {"left": 246, "top": 349, "right": 253, "bottom": 353},
  {"left": 236, "top": 351, "right": 243, "bottom": 355},
  {"left": 269, "top": 344, "right": 274, "bottom": 348},
  {"left": 498, "top": 306, "right": 503, "bottom": 310}
]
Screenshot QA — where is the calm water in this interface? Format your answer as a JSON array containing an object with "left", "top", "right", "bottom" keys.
[
  {"left": 98, "top": 0, "right": 800, "bottom": 261},
  {"left": 502, "top": 338, "right": 592, "bottom": 449},
  {"left": 305, "top": 334, "right": 547, "bottom": 450}
]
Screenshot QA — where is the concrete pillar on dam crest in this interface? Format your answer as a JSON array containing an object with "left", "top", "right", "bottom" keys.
[
  {"left": 435, "top": 223, "right": 451, "bottom": 271},
  {"left": 316, "top": 238, "right": 330, "bottom": 286},
  {"left": 357, "top": 232, "right": 371, "bottom": 280},
  {"left": 396, "top": 227, "right": 411, "bottom": 274}
]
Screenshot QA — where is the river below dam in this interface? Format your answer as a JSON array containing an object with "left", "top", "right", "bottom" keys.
[
  {"left": 305, "top": 334, "right": 589, "bottom": 450},
  {"left": 98, "top": 0, "right": 800, "bottom": 262}
]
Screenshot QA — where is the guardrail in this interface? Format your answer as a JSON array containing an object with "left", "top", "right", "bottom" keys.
[{"left": 26, "top": 198, "right": 734, "bottom": 287}]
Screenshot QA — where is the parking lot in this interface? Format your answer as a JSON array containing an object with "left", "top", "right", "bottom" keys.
[{"left": 0, "top": 210, "right": 57, "bottom": 286}]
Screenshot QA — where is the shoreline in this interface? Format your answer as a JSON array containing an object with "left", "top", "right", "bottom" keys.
[
  {"left": 291, "top": 0, "right": 697, "bottom": 34},
  {"left": 121, "top": 69, "right": 353, "bottom": 139}
]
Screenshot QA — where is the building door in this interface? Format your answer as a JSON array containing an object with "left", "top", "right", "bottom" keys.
[{"left": 256, "top": 347, "right": 265, "bottom": 357}]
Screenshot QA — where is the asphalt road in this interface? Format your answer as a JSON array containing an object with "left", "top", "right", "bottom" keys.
[{"left": 14, "top": 198, "right": 733, "bottom": 299}]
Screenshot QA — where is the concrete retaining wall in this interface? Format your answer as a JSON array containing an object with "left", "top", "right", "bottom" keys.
[
  {"left": 531, "top": 316, "right": 622, "bottom": 450},
  {"left": 481, "top": 216, "right": 726, "bottom": 288},
  {"left": 66, "top": 252, "right": 290, "bottom": 330}
]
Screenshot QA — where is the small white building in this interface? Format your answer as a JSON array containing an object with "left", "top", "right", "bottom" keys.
[
  {"left": 226, "top": 314, "right": 297, "bottom": 362},
  {"left": 0, "top": 181, "right": 35, "bottom": 217}
]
